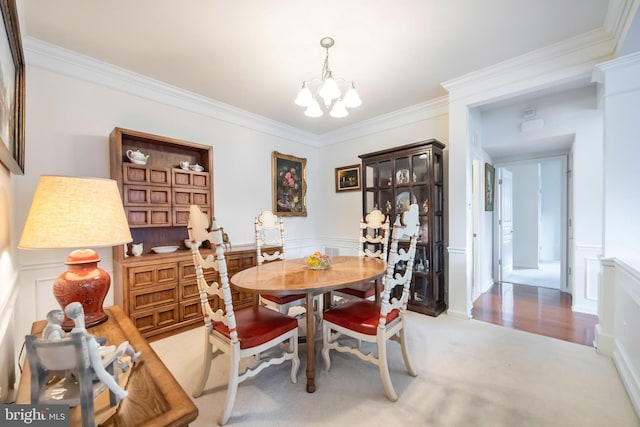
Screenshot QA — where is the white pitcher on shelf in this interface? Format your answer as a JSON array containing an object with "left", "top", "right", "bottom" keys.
[{"left": 131, "top": 243, "right": 143, "bottom": 256}]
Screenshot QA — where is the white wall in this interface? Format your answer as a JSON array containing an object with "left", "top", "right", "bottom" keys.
[
  {"left": 469, "top": 109, "right": 495, "bottom": 297},
  {"left": 508, "top": 163, "right": 540, "bottom": 269},
  {"left": 540, "top": 160, "right": 562, "bottom": 261},
  {"left": 316, "top": 111, "right": 450, "bottom": 254},
  {"left": 594, "top": 52, "right": 640, "bottom": 416}
]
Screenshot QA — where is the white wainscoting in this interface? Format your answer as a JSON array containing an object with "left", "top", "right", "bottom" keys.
[
  {"left": 447, "top": 246, "right": 469, "bottom": 319},
  {"left": 317, "top": 237, "right": 359, "bottom": 259},
  {"left": 0, "top": 284, "right": 18, "bottom": 402},
  {"left": 596, "top": 257, "right": 640, "bottom": 418},
  {"left": 572, "top": 245, "right": 602, "bottom": 314}
]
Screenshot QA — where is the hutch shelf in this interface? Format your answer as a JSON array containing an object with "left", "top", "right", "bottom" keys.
[{"left": 359, "top": 139, "right": 447, "bottom": 316}]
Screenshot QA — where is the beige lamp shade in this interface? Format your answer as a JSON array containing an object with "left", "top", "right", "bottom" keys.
[{"left": 19, "top": 175, "right": 132, "bottom": 249}]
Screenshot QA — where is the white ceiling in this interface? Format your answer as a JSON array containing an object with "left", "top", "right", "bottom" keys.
[{"left": 19, "top": 0, "right": 612, "bottom": 136}]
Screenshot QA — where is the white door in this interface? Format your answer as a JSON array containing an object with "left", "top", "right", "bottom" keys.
[
  {"left": 472, "top": 159, "right": 480, "bottom": 299},
  {"left": 500, "top": 168, "right": 514, "bottom": 279}
]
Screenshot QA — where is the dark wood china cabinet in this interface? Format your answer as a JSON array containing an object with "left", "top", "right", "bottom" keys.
[{"left": 360, "top": 139, "right": 446, "bottom": 316}]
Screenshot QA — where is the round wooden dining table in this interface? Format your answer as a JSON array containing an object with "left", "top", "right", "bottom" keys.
[{"left": 230, "top": 255, "right": 386, "bottom": 393}]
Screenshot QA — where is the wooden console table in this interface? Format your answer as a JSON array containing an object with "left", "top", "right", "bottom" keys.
[{"left": 16, "top": 305, "right": 198, "bottom": 427}]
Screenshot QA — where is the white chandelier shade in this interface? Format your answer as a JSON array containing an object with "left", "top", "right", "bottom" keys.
[{"left": 295, "top": 37, "right": 361, "bottom": 118}]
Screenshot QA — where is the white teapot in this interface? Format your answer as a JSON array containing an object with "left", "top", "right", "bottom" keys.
[{"left": 126, "top": 149, "right": 150, "bottom": 165}]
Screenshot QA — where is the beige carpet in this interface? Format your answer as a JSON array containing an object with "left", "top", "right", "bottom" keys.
[{"left": 150, "top": 312, "right": 639, "bottom": 427}]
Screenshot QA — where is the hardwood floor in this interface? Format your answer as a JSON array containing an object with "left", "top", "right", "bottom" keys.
[{"left": 471, "top": 281, "right": 598, "bottom": 347}]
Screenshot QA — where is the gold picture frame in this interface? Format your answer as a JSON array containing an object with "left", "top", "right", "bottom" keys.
[
  {"left": 0, "top": 0, "right": 25, "bottom": 174},
  {"left": 335, "top": 164, "right": 361, "bottom": 192},
  {"left": 272, "top": 151, "right": 307, "bottom": 217}
]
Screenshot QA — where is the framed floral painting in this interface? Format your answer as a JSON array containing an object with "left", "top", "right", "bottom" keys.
[{"left": 272, "top": 151, "right": 307, "bottom": 217}]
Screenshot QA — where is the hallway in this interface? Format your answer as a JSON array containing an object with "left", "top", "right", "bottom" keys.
[
  {"left": 471, "top": 281, "right": 597, "bottom": 346},
  {"left": 503, "top": 261, "right": 561, "bottom": 289}
]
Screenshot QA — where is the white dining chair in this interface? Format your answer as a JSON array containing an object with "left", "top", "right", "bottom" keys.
[
  {"left": 254, "top": 210, "right": 307, "bottom": 316},
  {"left": 333, "top": 208, "right": 390, "bottom": 303},
  {"left": 322, "top": 204, "right": 419, "bottom": 401},
  {"left": 188, "top": 205, "right": 300, "bottom": 425}
]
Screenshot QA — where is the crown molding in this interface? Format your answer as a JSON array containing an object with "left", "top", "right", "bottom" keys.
[
  {"left": 318, "top": 96, "right": 449, "bottom": 146},
  {"left": 23, "top": 37, "right": 452, "bottom": 147},
  {"left": 441, "top": 27, "right": 616, "bottom": 103},
  {"left": 23, "top": 37, "right": 321, "bottom": 146},
  {"left": 605, "top": 0, "right": 640, "bottom": 55},
  {"left": 594, "top": 49, "right": 640, "bottom": 75},
  {"left": 441, "top": 0, "right": 638, "bottom": 103}
]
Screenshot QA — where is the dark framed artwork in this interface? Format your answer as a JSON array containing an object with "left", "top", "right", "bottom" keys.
[
  {"left": 485, "top": 163, "right": 495, "bottom": 211},
  {"left": 0, "top": 0, "right": 24, "bottom": 174},
  {"left": 272, "top": 151, "right": 307, "bottom": 217},
  {"left": 335, "top": 164, "right": 361, "bottom": 192}
]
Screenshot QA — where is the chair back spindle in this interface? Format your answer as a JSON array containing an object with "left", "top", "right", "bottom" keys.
[
  {"left": 359, "top": 209, "right": 390, "bottom": 261},
  {"left": 188, "top": 205, "right": 236, "bottom": 340},
  {"left": 254, "top": 210, "right": 307, "bottom": 317},
  {"left": 379, "top": 204, "right": 419, "bottom": 329},
  {"left": 255, "top": 210, "right": 286, "bottom": 264}
]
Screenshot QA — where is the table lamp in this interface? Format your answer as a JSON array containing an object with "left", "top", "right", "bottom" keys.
[{"left": 19, "top": 175, "right": 132, "bottom": 329}]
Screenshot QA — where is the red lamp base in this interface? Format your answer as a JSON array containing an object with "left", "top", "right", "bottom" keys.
[{"left": 53, "top": 249, "right": 111, "bottom": 331}]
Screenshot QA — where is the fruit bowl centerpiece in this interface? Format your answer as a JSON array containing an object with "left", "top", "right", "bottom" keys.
[{"left": 306, "top": 252, "right": 331, "bottom": 270}]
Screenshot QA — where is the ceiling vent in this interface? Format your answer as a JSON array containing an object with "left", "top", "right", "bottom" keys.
[{"left": 520, "top": 106, "right": 544, "bottom": 132}]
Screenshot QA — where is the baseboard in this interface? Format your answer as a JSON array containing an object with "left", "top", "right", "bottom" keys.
[
  {"left": 571, "top": 303, "right": 597, "bottom": 315},
  {"left": 614, "top": 342, "right": 640, "bottom": 419},
  {"left": 595, "top": 324, "right": 615, "bottom": 355},
  {"left": 446, "top": 309, "right": 471, "bottom": 320}
]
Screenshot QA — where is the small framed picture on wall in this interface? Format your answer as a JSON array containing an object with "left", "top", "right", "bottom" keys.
[
  {"left": 485, "top": 163, "right": 495, "bottom": 211},
  {"left": 335, "top": 164, "right": 361, "bottom": 192}
]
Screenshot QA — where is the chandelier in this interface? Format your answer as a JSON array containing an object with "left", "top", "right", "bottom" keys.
[{"left": 294, "top": 37, "right": 361, "bottom": 118}]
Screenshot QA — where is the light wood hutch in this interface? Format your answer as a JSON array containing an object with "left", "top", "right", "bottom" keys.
[{"left": 109, "top": 127, "right": 258, "bottom": 341}]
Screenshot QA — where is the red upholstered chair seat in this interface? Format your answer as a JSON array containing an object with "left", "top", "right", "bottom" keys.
[
  {"left": 334, "top": 282, "right": 376, "bottom": 299},
  {"left": 260, "top": 294, "right": 307, "bottom": 305},
  {"left": 213, "top": 306, "right": 298, "bottom": 349},
  {"left": 322, "top": 299, "right": 399, "bottom": 336}
]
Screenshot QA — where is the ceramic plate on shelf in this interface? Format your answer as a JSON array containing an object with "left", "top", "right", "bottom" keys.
[{"left": 151, "top": 246, "right": 179, "bottom": 254}]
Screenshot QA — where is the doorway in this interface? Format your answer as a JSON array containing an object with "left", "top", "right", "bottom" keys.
[{"left": 496, "top": 156, "right": 568, "bottom": 292}]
